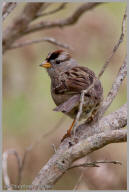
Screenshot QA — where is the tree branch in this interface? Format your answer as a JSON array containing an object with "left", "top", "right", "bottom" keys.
[
  {"left": 36, "top": 3, "right": 53, "bottom": 15},
  {"left": 36, "top": 3, "right": 67, "bottom": 18},
  {"left": 2, "top": 2, "right": 102, "bottom": 53},
  {"left": 76, "top": 103, "right": 127, "bottom": 139},
  {"left": 100, "top": 56, "right": 127, "bottom": 116},
  {"left": 69, "top": 160, "right": 122, "bottom": 169},
  {"left": 2, "top": 3, "right": 44, "bottom": 53},
  {"left": 98, "top": 8, "right": 127, "bottom": 78},
  {"left": 2, "top": 2, "right": 17, "bottom": 21},
  {"left": 24, "top": 3, "right": 103, "bottom": 34},
  {"left": 9, "top": 37, "right": 72, "bottom": 50},
  {"left": 31, "top": 104, "right": 127, "bottom": 189}
]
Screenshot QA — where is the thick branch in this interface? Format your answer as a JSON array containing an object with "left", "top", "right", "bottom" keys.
[
  {"left": 77, "top": 104, "right": 127, "bottom": 139},
  {"left": 31, "top": 104, "right": 127, "bottom": 189}
]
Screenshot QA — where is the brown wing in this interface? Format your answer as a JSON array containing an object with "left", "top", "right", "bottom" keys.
[{"left": 54, "top": 66, "right": 95, "bottom": 95}]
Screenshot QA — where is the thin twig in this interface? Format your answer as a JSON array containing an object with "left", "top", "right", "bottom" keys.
[
  {"left": 100, "top": 55, "right": 127, "bottom": 116},
  {"left": 72, "top": 8, "right": 127, "bottom": 134},
  {"left": 73, "top": 91, "right": 85, "bottom": 135},
  {"left": 73, "top": 159, "right": 122, "bottom": 190},
  {"left": 36, "top": 3, "right": 67, "bottom": 18},
  {"left": 70, "top": 160, "right": 122, "bottom": 169},
  {"left": 10, "top": 37, "right": 72, "bottom": 50},
  {"left": 2, "top": 2, "right": 17, "bottom": 21},
  {"left": 98, "top": 8, "right": 127, "bottom": 78}
]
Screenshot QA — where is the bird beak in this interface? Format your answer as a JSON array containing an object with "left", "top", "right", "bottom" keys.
[{"left": 40, "top": 61, "right": 52, "bottom": 68}]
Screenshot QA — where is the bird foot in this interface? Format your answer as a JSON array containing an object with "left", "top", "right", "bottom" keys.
[{"left": 61, "top": 119, "right": 76, "bottom": 142}]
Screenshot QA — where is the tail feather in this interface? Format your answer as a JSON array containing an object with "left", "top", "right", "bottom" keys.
[{"left": 53, "top": 94, "right": 80, "bottom": 113}]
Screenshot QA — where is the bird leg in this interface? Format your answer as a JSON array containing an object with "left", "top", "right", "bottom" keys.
[{"left": 61, "top": 119, "right": 75, "bottom": 142}]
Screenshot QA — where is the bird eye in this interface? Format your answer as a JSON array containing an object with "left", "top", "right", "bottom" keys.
[{"left": 56, "top": 60, "right": 60, "bottom": 64}]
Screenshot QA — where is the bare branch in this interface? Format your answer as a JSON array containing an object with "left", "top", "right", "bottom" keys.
[
  {"left": 72, "top": 159, "right": 122, "bottom": 189},
  {"left": 73, "top": 89, "right": 85, "bottom": 135},
  {"left": 37, "top": 3, "right": 53, "bottom": 14},
  {"left": 70, "top": 160, "right": 122, "bottom": 169},
  {"left": 2, "top": 2, "right": 102, "bottom": 53},
  {"left": 36, "top": 3, "right": 67, "bottom": 18},
  {"left": 31, "top": 128, "right": 127, "bottom": 189},
  {"left": 2, "top": 3, "right": 45, "bottom": 53},
  {"left": 24, "top": 3, "right": 102, "bottom": 34},
  {"left": 10, "top": 37, "right": 72, "bottom": 50},
  {"left": 33, "top": 3, "right": 53, "bottom": 21},
  {"left": 2, "top": 2, "right": 17, "bottom": 21},
  {"left": 100, "top": 56, "right": 127, "bottom": 116},
  {"left": 70, "top": 130, "right": 126, "bottom": 161},
  {"left": 98, "top": 7, "right": 127, "bottom": 78},
  {"left": 98, "top": 104, "right": 127, "bottom": 132},
  {"left": 77, "top": 103, "right": 127, "bottom": 139},
  {"left": 31, "top": 104, "right": 127, "bottom": 189}
]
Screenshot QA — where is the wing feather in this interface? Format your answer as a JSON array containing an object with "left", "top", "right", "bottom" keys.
[{"left": 53, "top": 66, "right": 95, "bottom": 94}]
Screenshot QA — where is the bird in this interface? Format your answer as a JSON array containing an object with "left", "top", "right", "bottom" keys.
[{"left": 40, "top": 50, "right": 103, "bottom": 141}]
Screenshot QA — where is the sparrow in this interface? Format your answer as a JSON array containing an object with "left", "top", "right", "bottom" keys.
[{"left": 40, "top": 50, "right": 103, "bottom": 141}]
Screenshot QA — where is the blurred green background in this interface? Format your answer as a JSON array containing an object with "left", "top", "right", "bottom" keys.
[{"left": 3, "top": 2, "right": 127, "bottom": 190}]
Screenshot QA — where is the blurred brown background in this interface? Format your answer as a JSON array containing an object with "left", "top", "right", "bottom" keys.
[{"left": 3, "top": 2, "right": 127, "bottom": 190}]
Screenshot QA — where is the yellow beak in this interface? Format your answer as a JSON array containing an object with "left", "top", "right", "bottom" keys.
[{"left": 40, "top": 61, "right": 52, "bottom": 68}]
